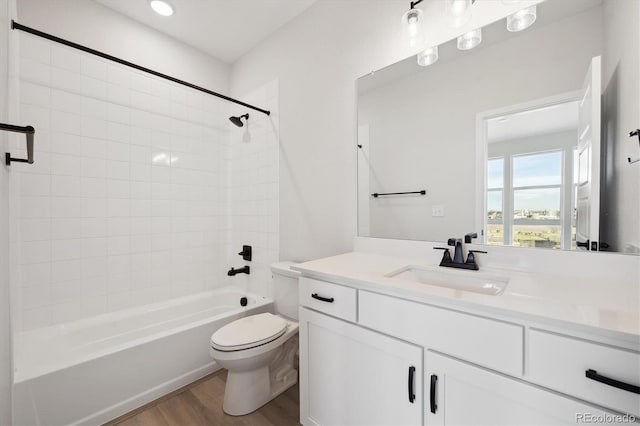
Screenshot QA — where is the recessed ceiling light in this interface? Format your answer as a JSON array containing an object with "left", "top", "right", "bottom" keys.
[{"left": 149, "top": 0, "right": 174, "bottom": 17}]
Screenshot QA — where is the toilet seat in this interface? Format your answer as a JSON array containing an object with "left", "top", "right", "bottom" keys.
[{"left": 211, "top": 313, "right": 288, "bottom": 352}]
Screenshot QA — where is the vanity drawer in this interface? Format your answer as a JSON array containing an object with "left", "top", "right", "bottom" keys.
[
  {"left": 529, "top": 330, "right": 640, "bottom": 415},
  {"left": 359, "top": 290, "right": 523, "bottom": 376},
  {"left": 299, "top": 277, "right": 357, "bottom": 322}
]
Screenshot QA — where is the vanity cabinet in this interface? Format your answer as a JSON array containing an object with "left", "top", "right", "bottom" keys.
[
  {"left": 425, "top": 352, "right": 616, "bottom": 425},
  {"left": 299, "top": 307, "right": 423, "bottom": 426},
  {"left": 298, "top": 276, "right": 639, "bottom": 426}
]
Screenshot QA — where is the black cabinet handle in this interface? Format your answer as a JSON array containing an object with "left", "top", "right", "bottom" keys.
[
  {"left": 408, "top": 366, "right": 416, "bottom": 403},
  {"left": 311, "top": 293, "right": 334, "bottom": 303},
  {"left": 586, "top": 369, "right": 640, "bottom": 394},
  {"left": 430, "top": 374, "right": 438, "bottom": 414}
]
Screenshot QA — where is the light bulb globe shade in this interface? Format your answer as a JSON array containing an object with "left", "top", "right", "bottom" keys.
[
  {"left": 417, "top": 46, "right": 439, "bottom": 67},
  {"left": 401, "top": 8, "right": 425, "bottom": 50},
  {"left": 457, "top": 28, "right": 482, "bottom": 50},
  {"left": 506, "top": 6, "right": 536, "bottom": 32},
  {"left": 446, "top": 0, "right": 472, "bottom": 28},
  {"left": 150, "top": 0, "right": 174, "bottom": 16}
]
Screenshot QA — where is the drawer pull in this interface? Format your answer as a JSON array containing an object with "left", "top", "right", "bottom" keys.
[
  {"left": 311, "top": 293, "right": 334, "bottom": 303},
  {"left": 430, "top": 374, "right": 438, "bottom": 413},
  {"left": 408, "top": 366, "right": 416, "bottom": 403},
  {"left": 585, "top": 369, "right": 640, "bottom": 394}
]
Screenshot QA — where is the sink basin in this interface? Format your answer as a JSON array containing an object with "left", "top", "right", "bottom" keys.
[{"left": 385, "top": 265, "right": 509, "bottom": 296}]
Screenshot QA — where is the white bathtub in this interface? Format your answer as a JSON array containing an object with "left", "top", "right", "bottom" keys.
[{"left": 12, "top": 287, "right": 273, "bottom": 426}]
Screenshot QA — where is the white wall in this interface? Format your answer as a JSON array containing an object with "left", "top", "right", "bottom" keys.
[
  {"left": 601, "top": 0, "right": 640, "bottom": 253},
  {"left": 0, "top": 0, "right": 14, "bottom": 422},
  {"left": 230, "top": 0, "right": 544, "bottom": 261},
  {"left": 17, "top": 0, "right": 229, "bottom": 93},
  {"left": 358, "top": 7, "right": 601, "bottom": 242}
]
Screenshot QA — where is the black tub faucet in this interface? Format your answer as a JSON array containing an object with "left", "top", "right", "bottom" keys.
[{"left": 228, "top": 266, "right": 250, "bottom": 276}]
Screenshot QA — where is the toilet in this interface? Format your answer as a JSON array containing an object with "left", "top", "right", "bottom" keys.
[{"left": 210, "top": 262, "right": 300, "bottom": 416}]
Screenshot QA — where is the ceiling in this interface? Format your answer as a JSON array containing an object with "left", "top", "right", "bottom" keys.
[
  {"left": 95, "top": 0, "right": 317, "bottom": 63},
  {"left": 487, "top": 101, "right": 580, "bottom": 143}
]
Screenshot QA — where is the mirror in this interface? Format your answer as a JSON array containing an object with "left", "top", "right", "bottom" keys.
[{"left": 357, "top": 0, "right": 639, "bottom": 254}]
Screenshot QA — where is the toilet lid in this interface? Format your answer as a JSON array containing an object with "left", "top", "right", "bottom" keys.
[{"left": 211, "top": 313, "right": 288, "bottom": 351}]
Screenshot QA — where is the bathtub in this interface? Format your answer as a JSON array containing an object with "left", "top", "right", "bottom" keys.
[{"left": 12, "top": 287, "right": 272, "bottom": 426}]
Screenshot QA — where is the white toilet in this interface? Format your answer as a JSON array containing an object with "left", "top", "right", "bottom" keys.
[{"left": 210, "top": 262, "right": 300, "bottom": 416}]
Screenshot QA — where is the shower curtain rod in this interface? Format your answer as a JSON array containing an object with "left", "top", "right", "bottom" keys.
[{"left": 11, "top": 20, "right": 271, "bottom": 116}]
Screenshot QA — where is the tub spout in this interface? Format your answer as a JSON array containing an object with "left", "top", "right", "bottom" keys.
[{"left": 228, "top": 266, "right": 250, "bottom": 276}]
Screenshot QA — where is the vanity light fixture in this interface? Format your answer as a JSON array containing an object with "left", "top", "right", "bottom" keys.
[
  {"left": 401, "top": 0, "right": 427, "bottom": 50},
  {"left": 507, "top": 5, "right": 537, "bottom": 32},
  {"left": 446, "top": 0, "right": 474, "bottom": 28},
  {"left": 457, "top": 28, "right": 482, "bottom": 50},
  {"left": 417, "top": 46, "right": 439, "bottom": 66},
  {"left": 149, "top": 0, "right": 174, "bottom": 17}
]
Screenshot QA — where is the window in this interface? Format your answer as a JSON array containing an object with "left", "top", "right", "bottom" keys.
[
  {"left": 487, "top": 150, "right": 573, "bottom": 249},
  {"left": 512, "top": 151, "right": 562, "bottom": 249}
]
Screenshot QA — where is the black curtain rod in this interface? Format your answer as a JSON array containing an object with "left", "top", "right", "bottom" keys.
[{"left": 11, "top": 20, "right": 271, "bottom": 116}]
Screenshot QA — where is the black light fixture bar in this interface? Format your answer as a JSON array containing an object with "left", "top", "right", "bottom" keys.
[{"left": 11, "top": 20, "right": 271, "bottom": 116}]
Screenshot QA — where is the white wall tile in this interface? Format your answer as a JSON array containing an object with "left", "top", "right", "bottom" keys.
[
  {"left": 20, "top": 219, "right": 51, "bottom": 242},
  {"left": 51, "top": 45, "right": 81, "bottom": 72},
  {"left": 20, "top": 34, "right": 51, "bottom": 64},
  {"left": 51, "top": 218, "right": 82, "bottom": 240},
  {"left": 81, "top": 56, "right": 107, "bottom": 81},
  {"left": 21, "top": 82, "right": 51, "bottom": 108},
  {"left": 13, "top": 37, "right": 269, "bottom": 331},
  {"left": 21, "top": 241, "right": 51, "bottom": 264},
  {"left": 52, "top": 239, "right": 81, "bottom": 261},
  {"left": 20, "top": 57, "right": 51, "bottom": 86},
  {"left": 51, "top": 89, "right": 81, "bottom": 112},
  {"left": 51, "top": 175, "right": 81, "bottom": 198}
]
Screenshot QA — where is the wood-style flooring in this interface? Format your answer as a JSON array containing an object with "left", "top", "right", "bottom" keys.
[{"left": 105, "top": 370, "right": 300, "bottom": 426}]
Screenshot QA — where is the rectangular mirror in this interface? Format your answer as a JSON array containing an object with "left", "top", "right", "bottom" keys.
[{"left": 357, "top": 0, "right": 639, "bottom": 254}]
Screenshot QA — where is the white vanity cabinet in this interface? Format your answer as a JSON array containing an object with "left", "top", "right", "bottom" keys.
[
  {"left": 298, "top": 276, "right": 640, "bottom": 426},
  {"left": 299, "top": 307, "right": 423, "bottom": 426},
  {"left": 425, "top": 352, "right": 617, "bottom": 426}
]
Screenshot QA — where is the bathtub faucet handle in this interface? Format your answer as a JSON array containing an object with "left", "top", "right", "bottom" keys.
[{"left": 237, "top": 245, "right": 252, "bottom": 261}]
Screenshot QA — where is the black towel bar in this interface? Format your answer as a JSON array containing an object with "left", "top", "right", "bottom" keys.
[{"left": 371, "top": 190, "right": 426, "bottom": 198}]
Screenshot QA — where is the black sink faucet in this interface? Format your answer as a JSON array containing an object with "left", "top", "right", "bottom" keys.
[
  {"left": 434, "top": 237, "right": 487, "bottom": 271},
  {"left": 448, "top": 238, "right": 464, "bottom": 264},
  {"left": 228, "top": 266, "right": 250, "bottom": 276}
]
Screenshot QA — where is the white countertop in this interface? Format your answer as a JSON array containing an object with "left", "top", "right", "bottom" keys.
[{"left": 293, "top": 252, "right": 640, "bottom": 343}]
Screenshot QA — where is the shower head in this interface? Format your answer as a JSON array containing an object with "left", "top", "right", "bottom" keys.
[{"left": 229, "top": 113, "right": 249, "bottom": 127}]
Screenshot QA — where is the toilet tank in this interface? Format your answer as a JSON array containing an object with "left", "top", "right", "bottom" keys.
[{"left": 271, "top": 261, "right": 300, "bottom": 320}]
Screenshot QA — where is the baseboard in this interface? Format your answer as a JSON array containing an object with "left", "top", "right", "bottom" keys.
[{"left": 74, "top": 361, "right": 221, "bottom": 426}]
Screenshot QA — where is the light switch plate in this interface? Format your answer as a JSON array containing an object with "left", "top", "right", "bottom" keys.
[{"left": 432, "top": 205, "right": 444, "bottom": 217}]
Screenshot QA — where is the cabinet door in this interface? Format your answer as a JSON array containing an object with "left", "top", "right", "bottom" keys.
[
  {"left": 300, "top": 307, "right": 423, "bottom": 426},
  {"left": 426, "top": 352, "right": 620, "bottom": 426}
]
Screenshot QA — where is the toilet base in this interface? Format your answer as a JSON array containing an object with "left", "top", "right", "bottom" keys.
[{"left": 222, "top": 335, "right": 299, "bottom": 416}]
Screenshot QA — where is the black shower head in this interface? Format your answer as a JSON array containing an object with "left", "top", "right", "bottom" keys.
[{"left": 229, "top": 113, "right": 249, "bottom": 127}]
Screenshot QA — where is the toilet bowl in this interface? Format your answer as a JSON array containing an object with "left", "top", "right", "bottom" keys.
[{"left": 210, "top": 262, "right": 300, "bottom": 416}]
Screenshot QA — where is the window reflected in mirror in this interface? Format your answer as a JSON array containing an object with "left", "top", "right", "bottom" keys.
[{"left": 485, "top": 101, "right": 578, "bottom": 250}]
